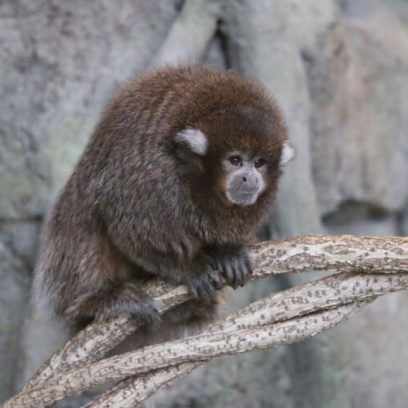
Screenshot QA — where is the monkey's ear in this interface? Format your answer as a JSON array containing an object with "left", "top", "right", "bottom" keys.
[
  {"left": 174, "top": 128, "right": 208, "bottom": 156},
  {"left": 280, "top": 142, "right": 295, "bottom": 165}
]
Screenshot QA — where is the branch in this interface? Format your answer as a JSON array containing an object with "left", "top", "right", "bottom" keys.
[
  {"left": 82, "top": 303, "right": 368, "bottom": 408},
  {"left": 3, "top": 234, "right": 408, "bottom": 408},
  {"left": 82, "top": 362, "right": 201, "bottom": 408},
  {"left": 7, "top": 271, "right": 408, "bottom": 407},
  {"left": 25, "top": 234, "right": 408, "bottom": 388}
]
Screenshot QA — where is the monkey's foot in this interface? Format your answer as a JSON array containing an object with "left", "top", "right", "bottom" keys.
[
  {"left": 112, "top": 282, "right": 162, "bottom": 325},
  {"left": 210, "top": 247, "right": 253, "bottom": 289},
  {"left": 64, "top": 282, "right": 161, "bottom": 326}
]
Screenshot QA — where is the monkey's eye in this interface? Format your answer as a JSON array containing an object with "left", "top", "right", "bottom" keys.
[
  {"left": 229, "top": 156, "right": 243, "bottom": 166},
  {"left": 254, "top": 158, "right": 266, "bottom": 168}
]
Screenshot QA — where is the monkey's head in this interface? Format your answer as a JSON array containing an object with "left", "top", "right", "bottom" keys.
[{"left": 173, "top": 102, "right": 294, "bottom": 210}]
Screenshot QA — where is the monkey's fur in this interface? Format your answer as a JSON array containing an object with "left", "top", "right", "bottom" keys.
[{"left": 34, "top": 64, "right": 293, "bottom": 343}]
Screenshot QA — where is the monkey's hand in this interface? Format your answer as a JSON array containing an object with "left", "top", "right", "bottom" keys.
[
  {"left": 207, "top": 246, "right": 253, "bottom": 289},
  {"left": 64, "top": 282, "right": 161, "bottom": 326},
  {"left": 186, "top": 264, "right": 223, "bottom": 303}
]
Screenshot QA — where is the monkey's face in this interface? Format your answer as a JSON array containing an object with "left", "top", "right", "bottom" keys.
[
  {"left": 221, "top": 142, "right": 294, "bottom": 207},
  {"left": 222, "top": 152, "right": 267, "bottom": 206}
]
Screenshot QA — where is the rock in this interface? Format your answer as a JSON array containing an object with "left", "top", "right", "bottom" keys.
[
  {"left": 0, "top": 0, "right": 182, "bottom": 219},
  {"left": 0, "top": 243, "right": 29, "bottom": 401},
  {"left": 308, "top": 0, "right": 408, "bottom": 215},
  {"left": 0, "top": 220, "right": 42, "bottom": 269}
]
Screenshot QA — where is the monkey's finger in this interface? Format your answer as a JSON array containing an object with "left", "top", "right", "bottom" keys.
[
  {"left": 232, "top": 263, "right": 243, "bottom": 288},
  {"left": 208, "top": 270, "right": 223, "bottom": 290},
  {"left": 215, "top": 260, "right": 224, "bottom": 273},
  {"left": 209, "top": 258, "right": 219, "bottom": 270},
  {"left": 209, "top": 257, "right": 224, "bottom": 274},
  {"left": 188, "top": 276, "right": 216, "bottom": 302},
  {"left": 201, "top": 277, "right": 217, "bottom": 301},
  {"left": 200, "top": 272, "right": 220, "bottom": 300},
  {"left": 238, "top": 262, "right": 250, "bottom": 287},
  {"left": 234, "top": 256, "right": 247, "bottom": 288},
  {"left": 203, "top": 254, "right": 218, "bottom": 270},
  {"left": 223, "top": 262, "right": 236, "bottom": 288},
  {"left": 232, "top": 258, "right": 246, "bottom": 287},
  {"left": 188, "top": 282, "right": 200, "bottom": 300},
  {"left": 244, "top": 256, "right": 253, "bottom": 275}
]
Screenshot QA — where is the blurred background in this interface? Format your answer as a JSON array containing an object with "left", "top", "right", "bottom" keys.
[{"left": 1, "top": 0, "right": 408, "bottom": 407}]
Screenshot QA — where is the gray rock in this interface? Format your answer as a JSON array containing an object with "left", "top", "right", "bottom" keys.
[
  {"left": 308, "top": 0, "right": 408, "bottom": 215},
  {"left": 0, "top": 220, "right": 42, "bottom": 269},
  {"left": 0, "top": 243, "right": 29, "bottom": 401},
  {"left": 0, "top": 0, "right": 182, "bottom": 219}
]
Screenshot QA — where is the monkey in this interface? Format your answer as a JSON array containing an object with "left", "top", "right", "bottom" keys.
[{"left": 33, "top": 64, "right": 294, "bottom": 344}]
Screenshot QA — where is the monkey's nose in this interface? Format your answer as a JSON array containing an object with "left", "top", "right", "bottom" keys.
[{"left": 242, "top": 175, "right": 258, "bottom": 184}]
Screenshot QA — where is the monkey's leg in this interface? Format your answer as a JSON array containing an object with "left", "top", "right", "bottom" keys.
[
  {"left": 205, "top": 245, "right": 253, "bottom": 289},
  {"left": 117, "top": 297, "right": 221, "bottom": 351},
  {"left": 63, "top": 281, "right": 160, "bottom": 325}
]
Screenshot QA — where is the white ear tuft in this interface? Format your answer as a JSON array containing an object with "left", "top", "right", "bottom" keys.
[
  {"left": 174, "top": 128, "right": 208, "bottom": 156},
  {"left": 281, "top": 142, "right": 295, "bottom": 165}
]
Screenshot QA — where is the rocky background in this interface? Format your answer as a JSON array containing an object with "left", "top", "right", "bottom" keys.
[{"left": 1, "top": 0, "right": 408, "bottom": 407}]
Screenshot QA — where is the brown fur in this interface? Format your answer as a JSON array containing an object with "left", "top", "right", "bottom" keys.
[{"left": 33, "top": 64, "right": 289, "bottom": 343}]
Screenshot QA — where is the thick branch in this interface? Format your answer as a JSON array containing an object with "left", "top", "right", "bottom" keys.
[
  {"left": 251, "top": 234, "right": 408, "bottom": 276},
  {"left": 5, "top": 300, "right": 371, "bottom": 408},
  {"left": 82, "top": 363, "right": 201, "bottom": 408}
]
